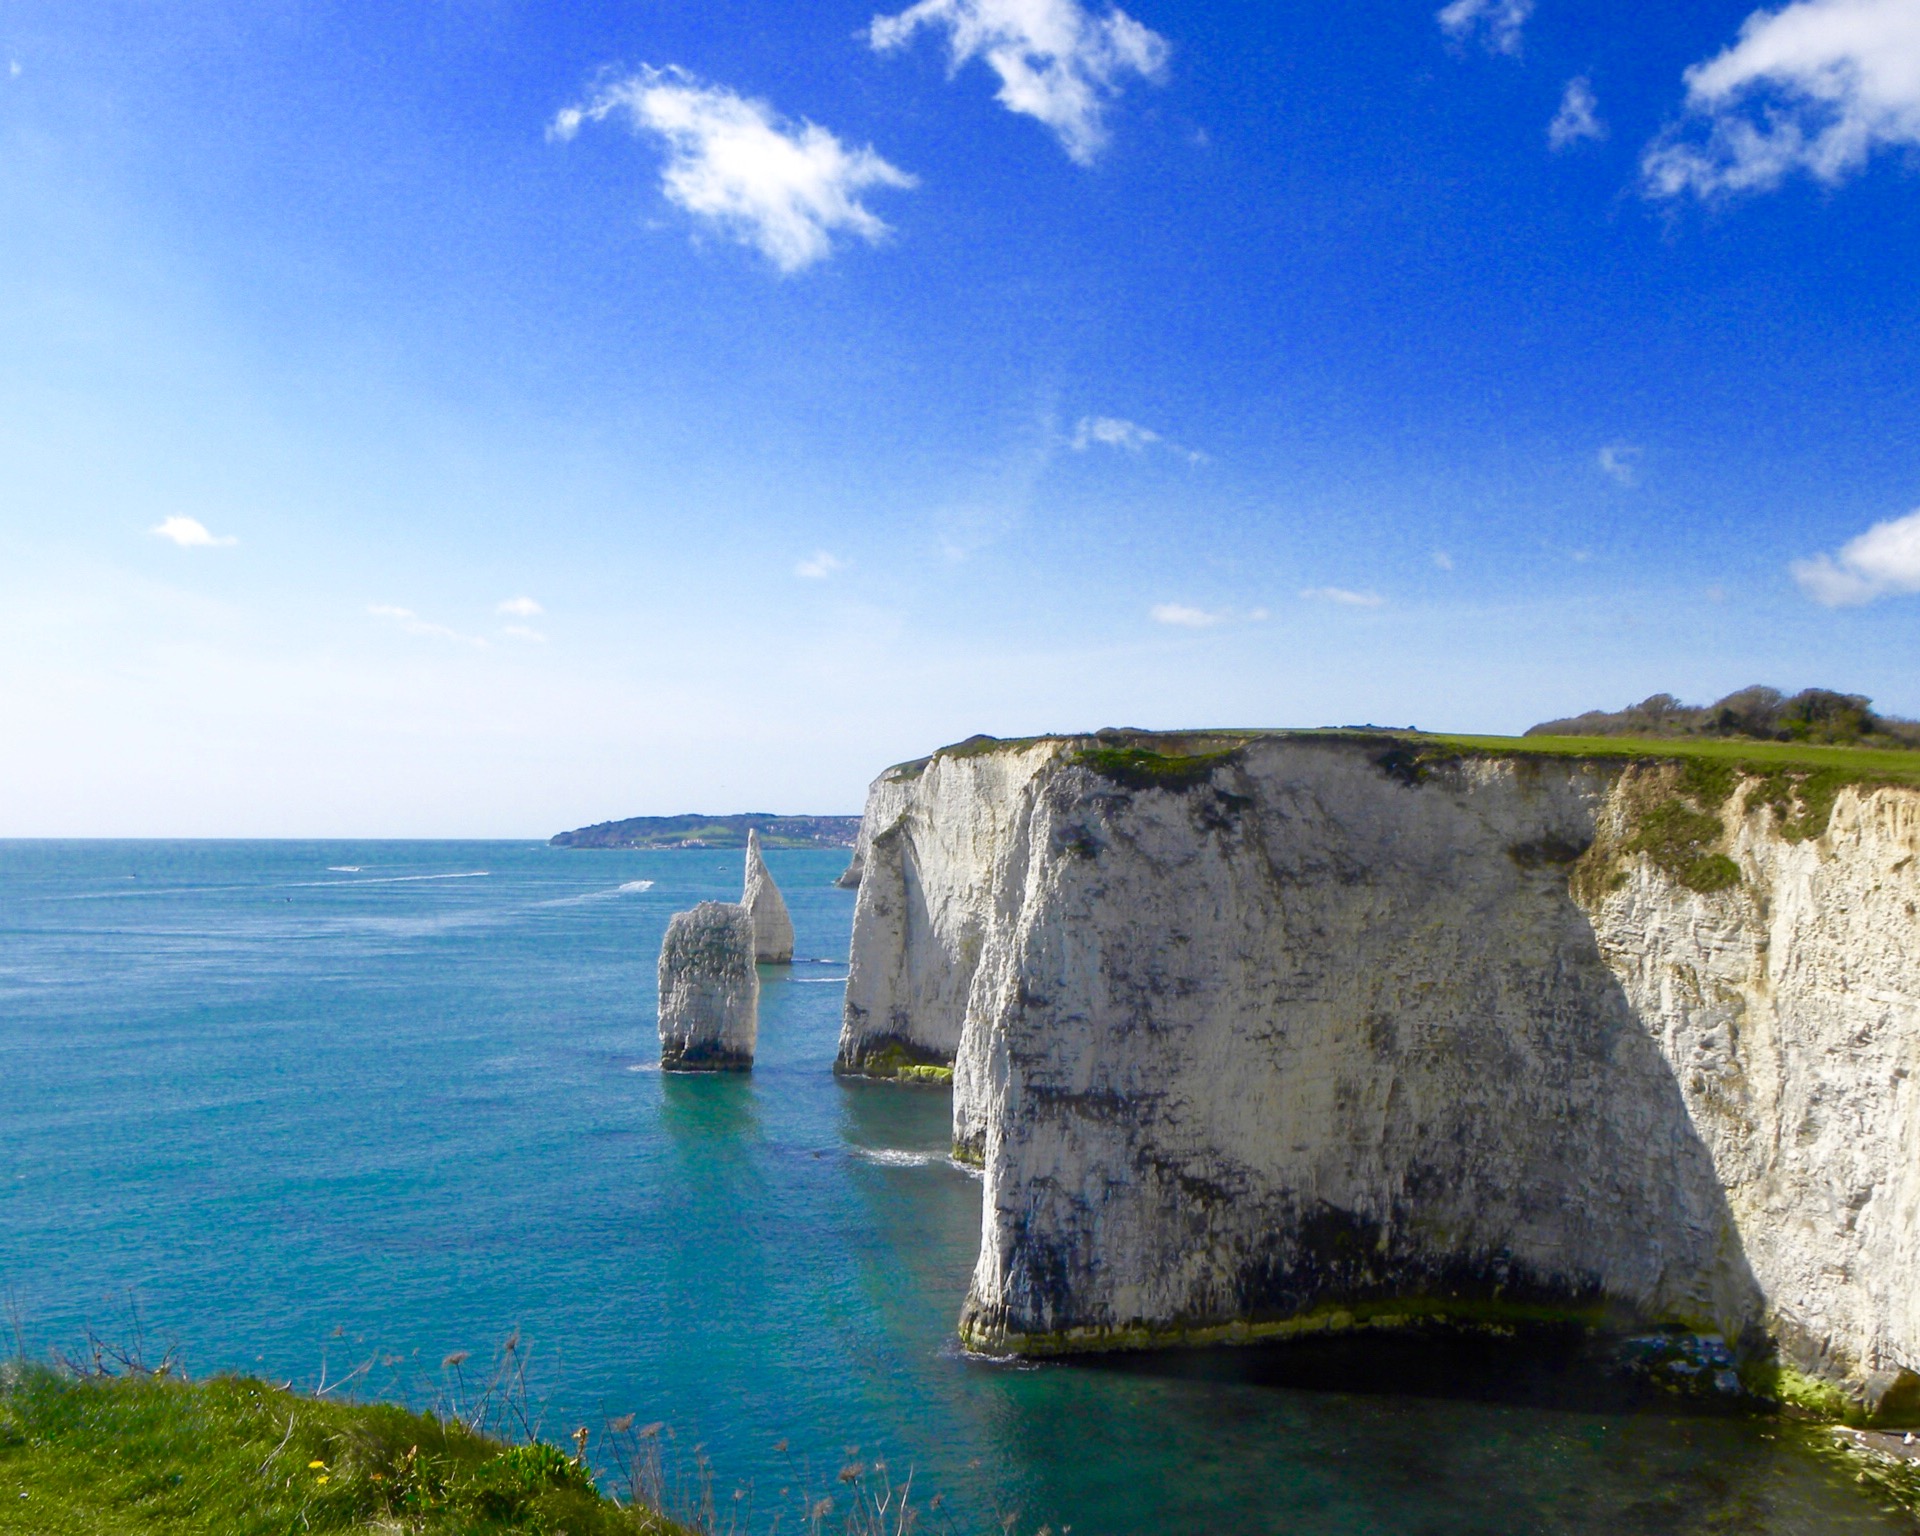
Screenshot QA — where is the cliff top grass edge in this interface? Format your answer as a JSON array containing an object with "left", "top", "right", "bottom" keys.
[
  {"left": 0, "top": 1363, "right": 686, "bottom": 1535},
  {"left": 888, "top": 727, "right": 1920, "bottom": 789}
]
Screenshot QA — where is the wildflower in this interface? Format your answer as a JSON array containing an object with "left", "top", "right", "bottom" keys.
[{"left": 308, "top": 1461, "right": 326, "bottom": 1470}]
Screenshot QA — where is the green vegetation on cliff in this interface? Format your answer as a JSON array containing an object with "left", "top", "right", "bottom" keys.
[
  {"left": 1416, "top": 730, "right": 1920, "bottom": 787},
  {"left": 917, "top": 725, "right": 1920, "bottom": 891},
  {"left": 1527, "top": 686, "right": 1920, "bottom": 749},
  {"left": 0, "top": 1365, "right": 681, "bottom": 1536},
  {"left": 916, "top": 722, "right": 1920, "bottom": 792}
]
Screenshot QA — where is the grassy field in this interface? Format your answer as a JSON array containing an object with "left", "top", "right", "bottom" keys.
[
  {"left": 0, "top": 1365, "right": 683, "bottom": 1535},
  {"left": 1406, "top": 730, "right": 1920, "bottom": 783},
  {"left": 918, "top": 727, "right": 1920, "bottom": 786}
]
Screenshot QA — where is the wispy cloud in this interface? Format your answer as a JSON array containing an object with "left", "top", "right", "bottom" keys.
[
  {"left": 1791, "top": 505, "right": 1920, "bottom": 605},
  {"left": 1550, "top": 77, "right": 1608, "bottom": 148},
  {"left": 1432, "top": 550, "right": 1455, "bottom": 571},
  {"left": 1437, "top": 0, "right": 1534, "bottom": 57},
  {"left": 501, "top": 624, "right": 548, "bottom": 642},
  {"left": 1150, "top": 602, "right": 1226, "bottom": 627},
  {"left": 1301, "top": 586, "right": 1386, "bottom": 608},
  {"left": 869, "top": 0, "right": 1170, "bottom": 165},
  {"left": 1597, "top": 441, "right": 1640, "bottom": 486},
  {"left": 151, "top": 516, "right": 236, "bottom": 549},
  {"left": 550, "top": 66, "right": 916, "bottom": 271},
  {"left": 1074, "top": 415, "right": 1159, "bottom": 452},
  {"left": 496, "top": 596, "right": 544, "bottom": 617},
  {"left": 1644, "top": 0, "right": 1920, "bottom": 199},
  {"left": 369, "top": 604, "right": 486, "bottom": 646},
  {"left": 1070, "top": 414, "right": 1209, "bottom": 464},
  {"left": 795, "top": 551, "right": 846, "bottom": 579}
]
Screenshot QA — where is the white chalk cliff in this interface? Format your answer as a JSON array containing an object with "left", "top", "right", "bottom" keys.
[
  {"left": 743, "top": 829, "right": 795, "bottom": 964},
  {"left": 836, "top": 732, "right": 1920, "bottom": 1416},
  {"left": 659, "top": 901, "right": 759, "bottom": 1070}
]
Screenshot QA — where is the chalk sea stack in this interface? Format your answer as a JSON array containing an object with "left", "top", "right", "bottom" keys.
[
  {"left": 742, "top": 829, "right": 795, "bottom": 964},
  {"left": 658, "top": 901, "right": 758, "bottom": 1071}
]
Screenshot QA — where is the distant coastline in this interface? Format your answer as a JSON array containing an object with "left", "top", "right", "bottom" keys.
[{"left": 549, "top": 813, "right": 860, "bottom": 850}]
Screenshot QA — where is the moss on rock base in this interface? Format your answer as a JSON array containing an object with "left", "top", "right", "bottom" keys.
[{"left": 834, "top": 1038, "right": 954, "bottom": 1084}]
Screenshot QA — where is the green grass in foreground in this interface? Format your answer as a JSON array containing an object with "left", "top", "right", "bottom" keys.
[{"left": 0, "top": 1365, "right": 682, "bottom": 1536}]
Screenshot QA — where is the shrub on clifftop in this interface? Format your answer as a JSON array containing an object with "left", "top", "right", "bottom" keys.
[{"left": 1528, "top": 686, "right": 1920, "bottom": 748}]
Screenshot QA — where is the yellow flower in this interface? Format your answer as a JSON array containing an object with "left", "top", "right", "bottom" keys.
[
  {"left": 315, "top": 1474, "right": 329, "bottom": 1484},
  {"left": 308, "top": 1461, "right": 326, "bottom": 1470}
]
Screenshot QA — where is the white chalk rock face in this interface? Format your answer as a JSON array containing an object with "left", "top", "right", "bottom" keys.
[
  {"left": 835, "top": 739, "right": 1059, "bottom": 1081},
  {"left": 658, "top": 901, "right": 758, "bottom": 1070},
  {"left": 837, "top": 731, "right": 1920, "bottom": 1416},
  {"left": 742, "top": 829, "right": 795, "bottom": 964}
]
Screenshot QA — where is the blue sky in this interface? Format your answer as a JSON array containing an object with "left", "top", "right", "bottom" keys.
[{"left": 4, "top": 0, "right": 1919, "bottom": 834}]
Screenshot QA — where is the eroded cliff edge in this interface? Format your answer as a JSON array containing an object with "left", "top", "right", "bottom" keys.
[{"left": 834, "top": 731, "right": 1920, "bottom": 1417}]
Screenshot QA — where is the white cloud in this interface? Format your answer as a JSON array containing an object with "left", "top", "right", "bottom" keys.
[
  {"left": 1550, "top": 77, "right": 1608, "bottom": 148},
  {"left": 1071, "top": 414, "right": 1209, "bottom": 464},
  {"left": 1301, "top": 586, "right": 1386, "bottom": 608},
  {"left": 151, "top": 516, "right": 236, "bottom": 549},
  {"left": 1432, "top": 550, "right": 1455, "bottom": 571},
  {"left": 870, "top": 0, "right": 1170, "bottom": 165},
  {"left": 1074, "top": 414, "right": 1160, "bottom": 452},
  {"left": 551, "top": 66, "right": 916, "bottom": 272},
  {"left": 1791, "top": 505, "right": 1920, "bottom": 604},
  {"left": 1643, "top": 0, "right": 1920, "bottom": 199},
  {"left": 1437, "top": 0, "right": 1534, "bottom": 57},
  {"left": 496, "top": 596, "right": 544, "bottom": 617},
  {"left": 1597, "top": 441, "right": 1640, "bottom": 486},
  {"left": 369, "top": 604, "right": 486, "bottom": 646},
  {"left": 501, "top": 624, "right": 548, "bottom": 642},
  {"left": 795, "top": 551, "right": 845, "bottom": 579},
  {"left": 1150, "top": 602, "right": 1226, "bottom": 627}
]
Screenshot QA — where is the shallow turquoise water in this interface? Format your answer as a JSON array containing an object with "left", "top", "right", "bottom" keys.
[{"left": 0, "top": 840, "right": 1905, "bottom": 1534}]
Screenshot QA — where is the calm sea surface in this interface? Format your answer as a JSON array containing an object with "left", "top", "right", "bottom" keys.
[{"left": 0, "top": 840, "right": 1904, "bottom": 1534}]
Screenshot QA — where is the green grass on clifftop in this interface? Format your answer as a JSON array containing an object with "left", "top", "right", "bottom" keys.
[
  {"left": 0, "top": 1365, "right": 682, "bottom": 1536},
  {"left": 914, "top": 727, "right": 1920, "bottom": 787},
  {"left": 1409, "top": 731, "right": 1920, "bottom": 783}
]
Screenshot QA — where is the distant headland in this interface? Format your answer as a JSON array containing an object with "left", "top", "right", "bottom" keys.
[{"left": 549, "top": 813, "right": 860, "bottom": 850}]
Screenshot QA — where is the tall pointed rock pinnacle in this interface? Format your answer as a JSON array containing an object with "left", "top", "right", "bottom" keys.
[{"left": 743, "top": 828, "right": 795, "bottom": 964}]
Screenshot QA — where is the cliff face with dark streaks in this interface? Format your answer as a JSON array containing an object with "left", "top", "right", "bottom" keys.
[{"left": 837, "top": 732, "right": 1920, "bottom": 1417}]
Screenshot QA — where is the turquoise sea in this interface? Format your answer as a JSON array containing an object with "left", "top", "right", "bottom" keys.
[{"left": 0, "top": 840, "right": 1905, "bottom": 1534}]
